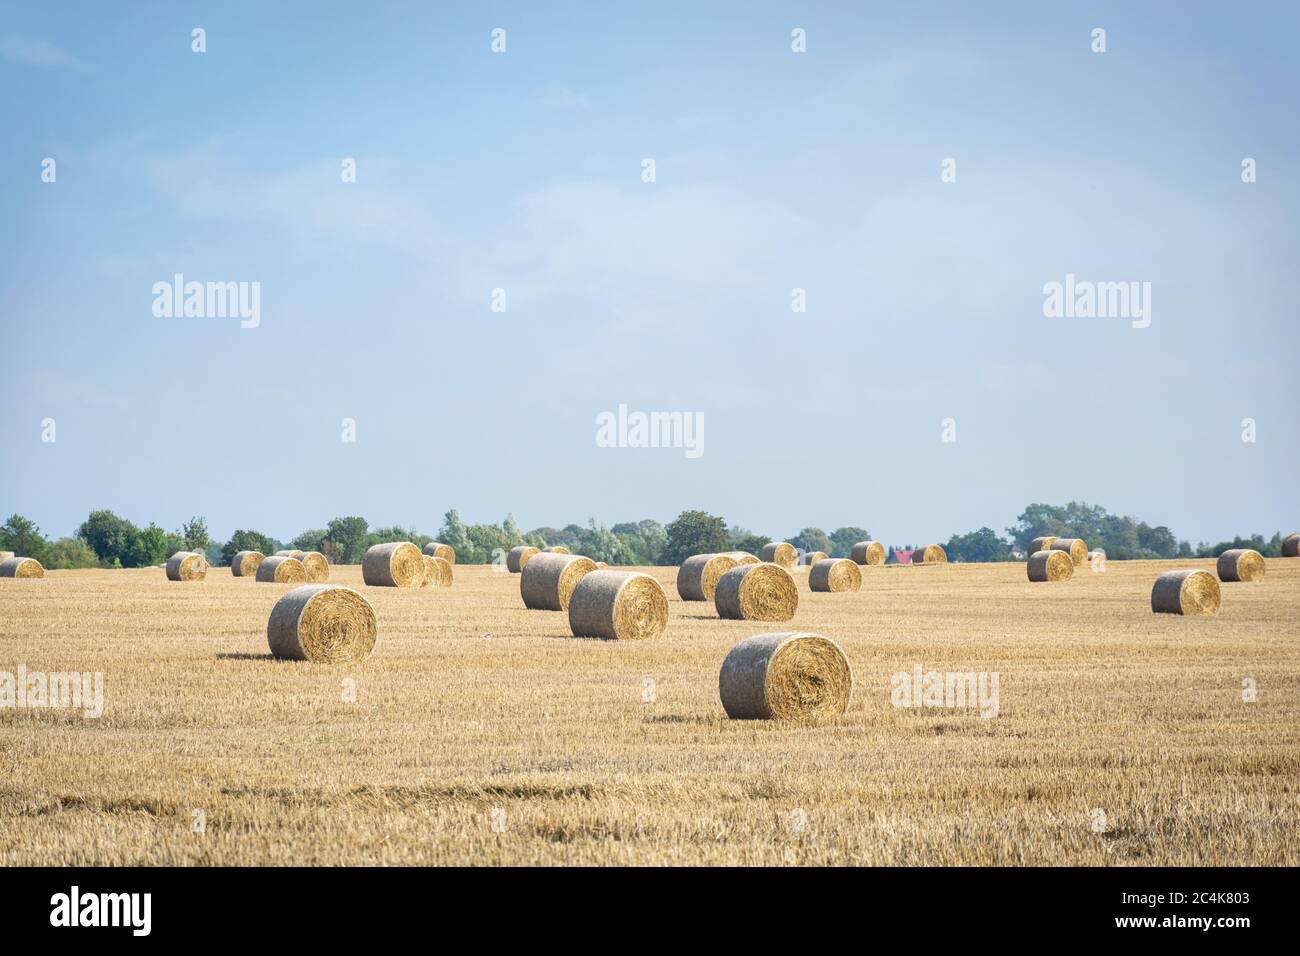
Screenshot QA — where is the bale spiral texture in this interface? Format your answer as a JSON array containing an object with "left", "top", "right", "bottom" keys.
[
  {"left": 913, "top": 544, "right": 947, "bottom": 564},
  {"left": 421, "top": 554, "right": 453, "bottom": 588},
  {"left": 1151, "top": 570, "right": 1221, "bottom": 616},
  {"left": 851, "top": 541, "right": 886, "bottom": 566},
  {"left": 1027, "top": 549, "right": 1073, "bottom": 582},
  {"left": 506, "top": 545, "right": 539, "bottom": 573},
  {"left": 541, "top": 545, "right": 571, "bottom": 555},
  {"left": 231, "top": 550, "right": 265, "bottom": 577},
  {"left": 718, "top": 633, "right": 853, "bottom": 721},
  {"left": 714, "top": 563, "right": 799, "bottom": 621},
  {"left": 568, "top": 571, "right": 669, "bottom": 641},
  {"left": 1283, "top": 533, "right": 1299, "bottom": 558},
  {"left": 677, "top": 553, "right": 739, "bottom": 601},
  {"left": 758, "top": 542, "right": 797, "bottom": 568},
  {"left": 1050, "top": 538, "right": 1088, "bottom": 567},
  {"left": 165, "top": 551, "right": 207, "bottom": 581},
  {"left": 0, "top": 557, "right": 44, "bottom": 578},
  {"left": 1029, "top": 536, "right": 1058, "bottom": 556},
  {"left": 808, "top": 558, "right": 861, "bottom": 592},
  {"left": 520, "top": 552, "right": 597, "bottom": 610},
  {"left": 423, "top": 542, "right": 455, "bottom": 564},
  {"left": 266, "top": 584, "right": 378, "bottom": 663},
  {"left": 256, "top": 555, "right": 307, "bottom": 584},
  {"left": 297, "top": 551, "right": 330, "bottom": 583},
  {"left": 1217, "top": 549, "right": 1265, "bottom": 583},
  {"left": 362, "top": 542, "right": 425, "bottom": 588}
]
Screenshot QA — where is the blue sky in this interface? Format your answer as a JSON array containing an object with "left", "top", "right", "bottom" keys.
[{"left": 1, "top": 1, "right": 1296, "bottom": 546}]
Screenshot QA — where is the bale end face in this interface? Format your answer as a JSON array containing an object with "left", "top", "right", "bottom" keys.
[
  {"left": 676, "top": 553, "right": 739, "bottom": 601},
  {"left": 1029, "top": 536, "right": 1058, "bottom": 556},
  {"left": 569, "top": 571, "right": 668, "bottom": 640},
  {"left": 1050, "top": 538, "right": 1088, "bottom": 567},
  {"left": 719, "top": 633, "right": 853, "bottom": 721},
  {"left": 808, "top": 559, "right": 862, "bottom": 592},
  {"left": 421, "top": 554, "right": 454, "bottom": 587},
  {"left": 1151, "top": 570, "right": 1221, "bottom": 616},
  {"left": 0, "top": 556, "right": 44, "bottom": 578},
  {"left": 850, "top": 541, "right": 886, "bottom": 566},
  {"left": 1027, "top": 549, "right": 1074, "bottom": 582},
  {"left": 267, "top": 584, "right": 378, "bottom": 663},
  {"left": 297, "top": 551, "right": 330, "bottom": 583},
  {"left": 1217, "top": 549, "right": 1265, "bottom": 583},
  {"left": 714, "top": 563, "right": 799, "bottom": 621}
]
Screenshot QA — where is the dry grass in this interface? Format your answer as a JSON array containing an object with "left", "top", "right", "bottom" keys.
[{"left": 1, "top": 559, "right": 1297, "bottom": 865}]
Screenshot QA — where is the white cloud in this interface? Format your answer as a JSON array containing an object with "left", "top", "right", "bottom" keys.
[{"left": 0, "top": 35, "right": 90, "bottom": 71}]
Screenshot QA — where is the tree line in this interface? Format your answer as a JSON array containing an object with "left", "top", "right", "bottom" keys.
[{"left": 0, "top": 502, "right": 1291, "bottom": 570}]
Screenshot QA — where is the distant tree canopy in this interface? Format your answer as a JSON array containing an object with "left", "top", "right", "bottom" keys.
[
  {"left": 1008, "top": 501, "right": 1194, "bottom": 560},
  {"left": 791, "top": 527, "right": 832, "bottom": 556},
  {"left": 663, "top": 510, "right": 730, "bottom": 566},
  {"left": 945, "top": 527, "right": 1015, "bottom": 563},
  {"left": 828, "top": 527, "right": 871, "bottom": 559},
  {"left": 220, "top": 529, "right": 280, "bottom": 567},
  {"left": 1, "top": 514, "right": 50, "bottom": 565}
]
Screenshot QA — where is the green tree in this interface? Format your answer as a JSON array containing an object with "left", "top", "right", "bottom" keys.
[
  {"left": 123, "top": 523, "right": 168, "bottom": 567},
  {"left": 77, "top": 509, "right": 138, "bottom": 566},
  {"left": 663, "top": 510, "right": 729, "bottom": 566},
  {"left": 828, "top": 527, "right": 871, "bottom": 559},
  {"left": 502, "top": 514, "right": 524, "bottom": 548},
  {"left": 44, "top": 537, "right": 98, "bottom": 569},
  {"left": 0, "top": 514, "right": 49, "bottom": 564},
  {"left": 182, "top": 516, "right": 210, "bottom": 553},
  {"left": 291, "top": 528, "right": 328, "bottom": 552},
  {"left": 791, "top": 527, "right": 832, "bottom": 556},
  {"left": 439, "top": 510, "right": 472, "bottom": 559},
  {"left": 945, "top": 527, "right": 1013, "bottom": 562},
  {"left": 325, "top": 516, "right": 370, "bottom": 564},
  {"left": 221, "top": 529, "right": 277, "bottom": 566},
  {"left": 574, "top": 518, "right": 624, "bottom": 563}
]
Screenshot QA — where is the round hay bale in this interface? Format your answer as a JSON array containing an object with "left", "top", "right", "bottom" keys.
[
  {"left": 421, "top": 554, "right": 453, "bottom": 587},
  {"left": 0, "top": 556, "right": 44, "bottom": 578},
  {"left": 423, "top": 542, "right": 455, "bottom": 564},
  {"left": 715, "top": 563, "right": 799, "bottom": 621},
  {"left": 913, "top": 544, "right": 947, "bottom": 564},
  {"left": 808, "top": 558, "right": 861, "bottom": 592},
  {"left": 1151, "top": 570, "right": 1221, "bottom": 616},
  {"left": 0, "top": 550, "right": 14, "bottom": 562},
  {"left": 799, "top": 550, "right": 828, "bottom": 567},
  {"left": 286, "top": 550, "right": 307, "bottom": 561},
  {"left": 1283, "top": 533, "right": 1299, "bottom": 558},
  {"left": 1027, "top": 549, "right": 1073, "bottom": 582},
  {"left": 568, "top": 571, "right": 668, "bottom": 641},
  {"left": 296, "top": 551, "right": 329, "bottom": 583},
  {"left": 165, "top": 551, "right": 207, "bottom": 581},
  {"left": 506, "top": 545, "right": 539, "bottom": 573},
  {"left": 520, "top": 552, "right": 597, "bottom": 610},
  {"left": 1050, "top": 538, "right": 1088, "bottom": 567},
  {"left": 274, "top": 550, "right": 295, "bottom": 556},
  {"left": 1029, "top": 536, "right": 1058, "bottom": 555},
  {"left": 677, "top": 553, "right": 739, "bottom": 601},
  {"left": 256, "top": 555, "right": 307, "bottom": 584},
  {"left": 231, "top": 550, "right": 265, "bottom": 577},
  {"left": 722, "top": 551, "right": 760, "bottom": 565},
  {"left": 850, "top": 541, "right": 886, "bottom": 566},
  {"left": 542, "top": 545, "right": 570, "bottom": 554},
  {"left": 758, "top": 542, "right": 797, "bottom": 568},
  {"left": 361, "top": 542, "right": 424, "bottom": 588},
  {"left": 267, "top": 584, "right": 378, "bottom": 663},
  {"left": 1217, "top": 549, "right": 1265, "bottom": 583},
  {"left": 719, "top": 632, "right": 853, "bottom": 721}
]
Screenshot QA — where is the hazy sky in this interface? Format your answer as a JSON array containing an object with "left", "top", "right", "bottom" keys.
[{"left": 2, "top": 1, "right": 1296, "bottom": 546}]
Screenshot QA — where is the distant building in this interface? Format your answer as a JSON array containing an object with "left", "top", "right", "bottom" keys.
[{"left": 891, "top": 548, "right": 915, "bottom": 565}]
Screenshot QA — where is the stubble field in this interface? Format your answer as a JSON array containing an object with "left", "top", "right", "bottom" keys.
[{"left": 1, "top": 558, "right": 1297, "bottom": 865}]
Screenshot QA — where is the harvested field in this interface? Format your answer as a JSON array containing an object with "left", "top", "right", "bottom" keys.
[{"left": 1, "top": 559, "right": 1298, "bottom": 865}]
